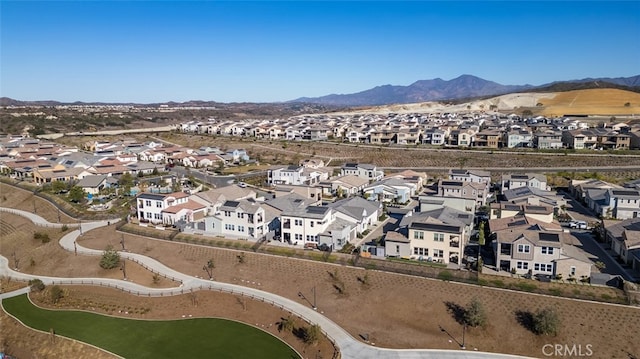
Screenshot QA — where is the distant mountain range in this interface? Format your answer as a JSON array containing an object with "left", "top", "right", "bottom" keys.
[
  {"left": 291, "top": 74, "right": 640, "bottom": 107},
  {"left": 2, "top": 74, "right": 639, "bottom": 108}
]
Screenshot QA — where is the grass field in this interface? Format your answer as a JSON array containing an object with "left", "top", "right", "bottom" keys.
[{"left": 2, "top": 294, "right": 300, "bottom": 359}]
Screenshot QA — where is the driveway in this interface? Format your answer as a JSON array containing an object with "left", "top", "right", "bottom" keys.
[{"left": 571, "top": 231, "right": 634, "bottom": 281}]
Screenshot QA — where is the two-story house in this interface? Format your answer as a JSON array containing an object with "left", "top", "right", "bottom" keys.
[
  {"left": 340, "top": 163, "right": 384, "bottom": 182},
  {"left": 501, "top": 173, "right": 548, "bottom": 194},
  {"left": 137, "top": 191, "right": 190, "bottom": 225}
]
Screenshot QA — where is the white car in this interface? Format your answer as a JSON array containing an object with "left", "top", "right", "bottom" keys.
[{"left": 569, "top": 220, "right": 588, "bottom": 229}]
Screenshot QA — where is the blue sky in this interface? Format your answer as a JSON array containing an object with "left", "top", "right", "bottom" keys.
[{"left": 2, "top": 1, "right": 639, "bottom": 103}]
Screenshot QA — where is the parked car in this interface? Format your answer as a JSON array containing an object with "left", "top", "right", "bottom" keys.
[{"left": 569, "top": 220, "right": 588, "bottom": 229}]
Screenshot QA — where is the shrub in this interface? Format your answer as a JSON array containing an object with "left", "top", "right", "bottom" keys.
[
  {"left": 100, "top": 245, "right": 120, "bottom": 269},
  {"left": 533, "top": 307, "right": 560, "bottom": 336},
  {"left": 61, "top": 224, "right": 69, "bottom": 232},
  {"left": 34, "top": 232, "right": 50, "bottom": 243},
  {"left": 303, "top": 324, "right": 321, "bottom": 344},
  {"left": 464, "top": 298, "right": 487, "bottom": 327},
  {"left": 50, "top": 285, "right": 64, "bottom": 304},
  {"left": 515, "top": 282, "right": 537, "bottom": 292},
  {"left": 29, "top": 279, "right": 45, "bottom": 292},
  {"left": 437, "top": 270, "right": 453, "bottom": 281}
]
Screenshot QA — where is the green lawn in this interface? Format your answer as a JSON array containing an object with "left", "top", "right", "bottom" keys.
[{"left": 2, "top": 294, "right": 300, "bottom": 359}]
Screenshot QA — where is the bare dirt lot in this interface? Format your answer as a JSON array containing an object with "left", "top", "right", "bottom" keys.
[
  {"left": 2, "top": 194, "right": 640, "bottom": 359},
  {"left": 78, "top": 225, "right": 640, "bottom": 358},
  {"left": 156, "top": 133, "right": 640, "bottom": 171}
]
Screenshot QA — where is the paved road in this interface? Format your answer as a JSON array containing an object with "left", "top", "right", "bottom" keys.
[{"left": 0, "top": 207, "right": 530, "bottom": 359}]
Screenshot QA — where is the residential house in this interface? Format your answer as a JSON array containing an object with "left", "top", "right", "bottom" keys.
[
  {"left": 588, "top": 188, "right": 640, "bottom": 219},
  {"left": 534, "top": 131, "right": 563, "bottom": 149},
  {"left": 136, "top": 191, "right": 190, "bottom": 225},
  {"left": 363, "top": 178, "right": 416, "bottom": 204},
  {"left": 198, "top": 199, "right": 276, "bottom": 240},
  {"left": 437, "top": 179, "right": 489, "bottom": 207},
  {"left": 493, "top": 225, "right": 591, "bottom": 278},
  {"left": 603, "top": 218, "right": 640, "bottom": 271},
  {"left": 473, "top": 130, "right": 503, "bottom": 148},
  {"left": 422, "top": 128, "right": 446, "bottom": 145},
  {"left": 501, "top": 173, "right": 548, "bottom": 193},
  {"left": 340, "top": 163, "right": 384, "bottom": 182},
  {"left": 327, "top": 196, "right": 381, "bottom": 235},
  {"left": 76, "top": 174, "right": 109, "bottom": 195},
  {"left": 280, "top": 204, "right": 356, "bottom": 250},
  {"left": 330, "top": 175, "right": 369, "bottom": 197},
  {"left": 504, "top": 130, "right": 533, "bottom": 148}
]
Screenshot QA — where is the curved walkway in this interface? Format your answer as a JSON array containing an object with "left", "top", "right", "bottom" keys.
[{"left": 0, "top": 207, "right": 529, "bottom": 359}]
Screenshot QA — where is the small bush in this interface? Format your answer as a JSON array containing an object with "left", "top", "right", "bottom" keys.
[
  {"left": 50, "top": 285, "right": 64, "bottom": 304},
  {"left": 491, "top": 279, "right": 505, "bottom": 288},
  {"left": 303, "top": 324, "right": 321, "bottom": 344},
  {"left": 515, "top": 282, "right": 537, "bottom": 292},
  {"left": 533, "top": 307, "right": 560, "bottom": 336},
  {"left": 437, "top": 270, "right": 453, "bottom": 281},
  {"left": 464, "top": 298, "right": 487, "bottom": 327},
  {"left": 100, "top": 245, "right": 120, "bottom": 269},
  {"left": 61, "top": 224, "right": 69, "bottom": 232},
  {"left": 29, "top": 279, "right": 45, "bottom": 292},
  {"left": 34, "top": 232, "right": 50, "bottom": 243}
]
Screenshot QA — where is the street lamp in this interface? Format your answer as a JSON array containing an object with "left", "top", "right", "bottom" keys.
[
  {"left": 461, "top": 323, "right": 467, "bottom": 350},
  {"left": 312, "top": 285, "right": 317, "bottom": 310},
  {"left": 120, "top": 233, "right": 125, "bottom": 251}
]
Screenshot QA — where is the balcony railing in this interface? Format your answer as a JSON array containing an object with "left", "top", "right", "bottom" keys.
[
  {"left": 449, "top": 241, "right": 460, "bottom": 248},
  {"left": 283, "top": 222, "right": 291, "bottom": 229}
]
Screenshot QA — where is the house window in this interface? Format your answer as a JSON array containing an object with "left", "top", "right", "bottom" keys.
[
  {"left": 146, "top": 212, "right": 152, "bottom": 219},
  {"left": 295, "top": 233, "right": 303, "bottom": 241},
  {"left": 237, "top": 212, "right": 244, "bottom": 219},
  {"left": 295, "top": 219, "right": 303, "bottom": 226},
  {"left": 154, "top": 213, "right": 162, "bottom": 220},
  {"left": 224, "top": 211, "right": 231, "bottom": 217},
  {"left": 413, "top": 247, "right": 428, "bottom": 256},
  {"left": 310, "top": 221, "right": 314, "bottom": 228},
  {"left": 433, "top": 249, "right": 444, "bottom": 258},
  {"left": 541, "top": 247, "right": 554, "bottom": 255},
  {"left": 570, "top": 266, "right": 576, "bottom": 276},
  {"left": 414, "top": 231, "right": 424, "bottom": 240},
  {"left": 396, "top": 245, "right": 400, "bottom": 254},
  {"left": 517, "top": 261, "right": 529, "bottom": 270},
  {"left": 433, "top": 233, "right": 444, "bottom": 242},
  {"left": 145, "top": 200, "right": 152, "bottom": 206},
  {"left": 156, "top": 201, "right": 162, "bottom": 208},
  {"left": 546, "top": 264, "right": 553, "bottom": 272},
  {"left": 517, "top": 244, "right": 531, "bottom": 253},
  {"left": 238, "top": 225, "right": 245, "bottom": 232}
]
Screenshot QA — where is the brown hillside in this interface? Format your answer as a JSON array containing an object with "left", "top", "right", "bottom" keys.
[{"left": 537, "top": 88, "right": 640, "bottom": 116}]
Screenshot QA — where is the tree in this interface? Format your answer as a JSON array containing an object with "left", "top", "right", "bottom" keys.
[
  {"left": 68, "top": 186, "right": 85, "bottom": 203},
  {"left": 119, "top": 172, "right": 134, "bottom": 188},
  {"left": 533, "top": 307, "right": 560, "bottom": 336},
  {"left": 51, "top": 180, "right": 67, "bottom": 194},
  {"left": 100, "top": 245, "right": 120, "bottom": 269},
  {"left": 464, "top": 298, "right": 487, "bottom": 327}
]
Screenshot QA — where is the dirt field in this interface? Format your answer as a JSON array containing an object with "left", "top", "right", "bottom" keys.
[
  {"left": 156, "top": 133, "right": 640, "bottom": 171},
  {"left": 2, "top": 200, "right": 640, "bottom": 358},
  {"left": 73, "top": 224, "right": 640, "bottom": 359},
  {"left": 0, "top": 183, "right": 76, "bottom": 224},
  {"left": 536, "top": 89, "right": 640, "bottom": 117}
]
